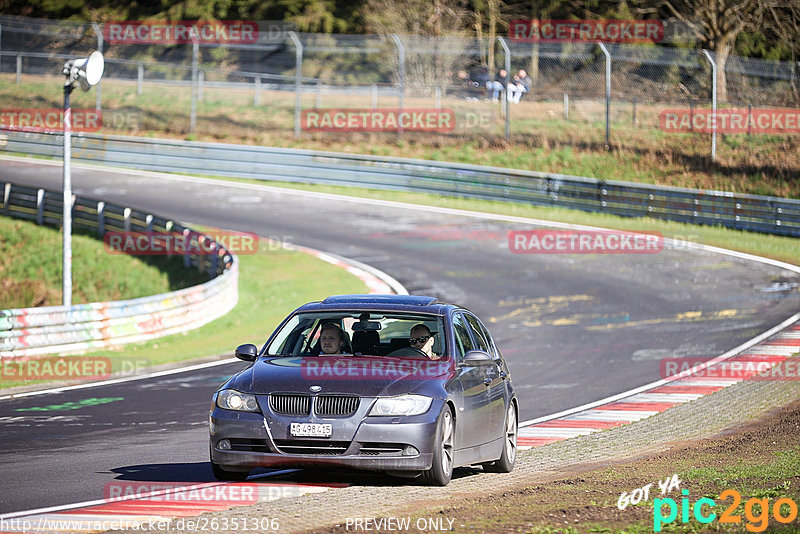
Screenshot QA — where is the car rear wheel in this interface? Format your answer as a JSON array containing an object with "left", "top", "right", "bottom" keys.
[
  {"left": 483, "top": 401, "right": 517, "bottom": 473},
  {"left": 422, "top": 405, "right": 454, "bottom": 486}
]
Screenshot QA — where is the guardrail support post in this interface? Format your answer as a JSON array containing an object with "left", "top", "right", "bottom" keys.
[
  {"left": 597, "top": 42, "right": 611, "bottom": 148},
  {"left": 36, "top": 189, "right": 44, "bottom": 225},
  {"left": 2, "top": 183, "right": 10, "bottom": 215},
  {"left": 183, "top": 228, "right": 192, "bottom": 268},
  {"left": 497, "top": 37, "right": 511, "bottom": 140},
  {"left": 137, "top": 63, "right": 144, "bottom": 95},
  {"left": 97, "top": 201, "right": 105, "bottom": 237},
  {"left": 145, "top": 214, "right": 154, "bottom": 233},
  {"left": 123, "top": 207, "right": 131, "bottom": 232},
  {"left": 288, "top": 32, "right": 303, "bottom": 139},
  {"left": 701, "top": 49, "right": 717, "bottom": 161}
]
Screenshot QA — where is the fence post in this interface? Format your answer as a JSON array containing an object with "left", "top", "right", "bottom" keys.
[
  {"left": 288, "top": 32, "right": 303, "bottom": 139},
  {"left": 497, "top": 37, "right": 511, "bottom": 141},
  {"left": 137, "top": 63, "right": 144, "bottom": 95},
  {"left": 563, "top": 93, "right": 569, "bottom": 120},
  {"left": 701, "top": 49, "right": 717, "bottom": 161},
  {"left": 597, "top": 42, "right": 611, "bottom": 148},
  {"left": 16, "top": 54, "right": 21, "bottom": 83},
  {"left": 190, "top": 39, "right": 198, "bottom": 134},
  {"left": 92, "top": 23, "right": 103, "bottom": 113},
  {"left": 198, "top": 70, "right": 204, "bottom": 101},
  {"left": 254, "top": 76, "right": 261, "bottom": 106},
  {"left": 391, "top": 34, "right": 405, "bottom": 111},
  {"left": 435, "top": 86, "right": 441, "bottom": 109},
  {"left": 632, "top": 97, "right": 637, "bottom": 125}
]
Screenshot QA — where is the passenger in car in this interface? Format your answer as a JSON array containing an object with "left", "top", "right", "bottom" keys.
[
  {"left": 319, "top": 323, "right": 348, "bottom": 354},
  {"left": 409, "top": 324, "right": 439, "bottom": 360}
]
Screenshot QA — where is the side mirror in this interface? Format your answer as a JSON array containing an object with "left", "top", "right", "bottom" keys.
[
  {"left": 463, "top": 349, "right": 493, "bottom": 366},
  {"left": 235, "top": 343, "right": 258, "bottom": 362}
]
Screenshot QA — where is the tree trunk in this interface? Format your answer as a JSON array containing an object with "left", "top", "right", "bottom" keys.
[{"left": 714, "top": 39, "right": 733, "bottom": 104}]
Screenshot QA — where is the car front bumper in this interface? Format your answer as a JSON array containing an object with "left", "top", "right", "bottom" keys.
[{"left": 209, "top": 399, "right": 444, "bottom": 472}]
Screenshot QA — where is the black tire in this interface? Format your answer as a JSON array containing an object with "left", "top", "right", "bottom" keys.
[
  {"left": 211, "top": 461, "right": 251, "bottom": 481},
  {"left": 422, "top": 405, "right": 455, "bottom": 486},
  {"left": 483, "top": 401, "right": 517, "bottom": 473}
]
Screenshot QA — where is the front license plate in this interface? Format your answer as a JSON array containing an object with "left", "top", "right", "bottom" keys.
[{"left": 290, "top": 422, "right": 332, "bottom": 437}]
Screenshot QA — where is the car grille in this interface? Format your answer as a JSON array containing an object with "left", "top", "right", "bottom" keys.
[
  {"left": 273, "top": 440, "right": 350, "bottom": 455},
  {"left": 269, "top": 394, "right": 311, "bottom": 416},
  {"left": 316, "top": 395, "right": 359, "bottom": 416},
  {"left": 268, "top": 394, "right": 359, "bottom": 417}
]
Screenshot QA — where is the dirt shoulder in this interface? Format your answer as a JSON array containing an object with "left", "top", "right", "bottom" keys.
[{"left": 313, "top": 395, "right": 800, "bottom": 533}]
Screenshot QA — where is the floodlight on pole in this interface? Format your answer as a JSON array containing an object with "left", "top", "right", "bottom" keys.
[{"left": 61, "top": 50, "right": 104, "bottom": 307}]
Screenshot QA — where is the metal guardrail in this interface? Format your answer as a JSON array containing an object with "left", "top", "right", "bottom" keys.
[
  {"left": 0, "top": 180, "right": 238, "bottom": 357},
  {"left": 3, "top": 130, "right": 799, "bottom": 237}
]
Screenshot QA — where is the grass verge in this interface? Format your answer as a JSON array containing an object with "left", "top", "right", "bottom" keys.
[
  {"left": 2, "top": 74, "right": 799, "bottom": 198},
  {"left": 0, "top": 233, "right": 369, "bottom": 391},
  {"left": 0, "top": 216, "right": 207, "bottom": 308}
]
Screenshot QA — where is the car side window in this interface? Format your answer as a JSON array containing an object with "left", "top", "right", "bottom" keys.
[
  {"left": 452, "top": 313, "right": 474, "bottom": 361},
  {"left": 464, "top": 314, "right": 491, "bottom": 354}
]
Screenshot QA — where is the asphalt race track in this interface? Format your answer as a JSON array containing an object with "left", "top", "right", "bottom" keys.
[{"left": 2, "top": 158, "right": 800, "bottom": 513}]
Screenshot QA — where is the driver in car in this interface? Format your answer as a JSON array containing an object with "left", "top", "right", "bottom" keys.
[
  {"left": 320, "top": 323, "right": 348, "bottom": 354},
  {"left": 409, "top": 324, "right": 439, "bottom": 360}
]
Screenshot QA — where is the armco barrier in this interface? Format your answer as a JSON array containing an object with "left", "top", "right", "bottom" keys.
[
  {"left": 0, "top": 181, "right": 238, "bottom": 358},
  {"left": 3, "top": 131, "right": 800, "bottom": 237}
]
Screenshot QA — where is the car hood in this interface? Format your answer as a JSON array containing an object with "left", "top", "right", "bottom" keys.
[{"left": 230, "top": 355, "right": 453, "bottom": 397}]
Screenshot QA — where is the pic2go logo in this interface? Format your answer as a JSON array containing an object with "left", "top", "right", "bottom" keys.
[{"left": 654, "top": 489, "right": 799, "bottom": 532}]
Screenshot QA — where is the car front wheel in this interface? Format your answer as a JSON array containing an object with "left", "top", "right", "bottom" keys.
[
  {"left": 484, "top": 401, "right": 517, "bottom": 473},
  {"left": 422, "top": 405, "right": 454, "bottom": 486}
]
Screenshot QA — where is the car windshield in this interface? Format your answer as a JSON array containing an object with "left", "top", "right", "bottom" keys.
[{"left": 265, "top": 311, "right": 446, "bottom": 358}]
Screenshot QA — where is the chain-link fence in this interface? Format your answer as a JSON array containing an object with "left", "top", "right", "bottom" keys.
[{"left": 1, "top": 15, "right": 799, "bottom": 160}]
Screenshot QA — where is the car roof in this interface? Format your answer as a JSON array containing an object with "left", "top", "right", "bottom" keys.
[{"left": 294, "top": 294, "right": 458, "bottom": 316}]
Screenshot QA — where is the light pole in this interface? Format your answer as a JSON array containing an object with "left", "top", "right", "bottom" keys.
[{"left": 61, "top": 51, "right": 104, "bottom": 307}]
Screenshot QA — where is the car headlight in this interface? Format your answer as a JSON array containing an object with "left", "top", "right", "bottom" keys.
[
  {"left": 216, "top": 390, "right": 260, "bottom": 412},
  {"left": 369, "top": 395, "right": 432, "bottom": 417}
]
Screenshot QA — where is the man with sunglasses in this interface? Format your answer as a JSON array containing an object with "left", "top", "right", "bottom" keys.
[{"left": 409, "top": 324, "right": 439, "bottom": 360}]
